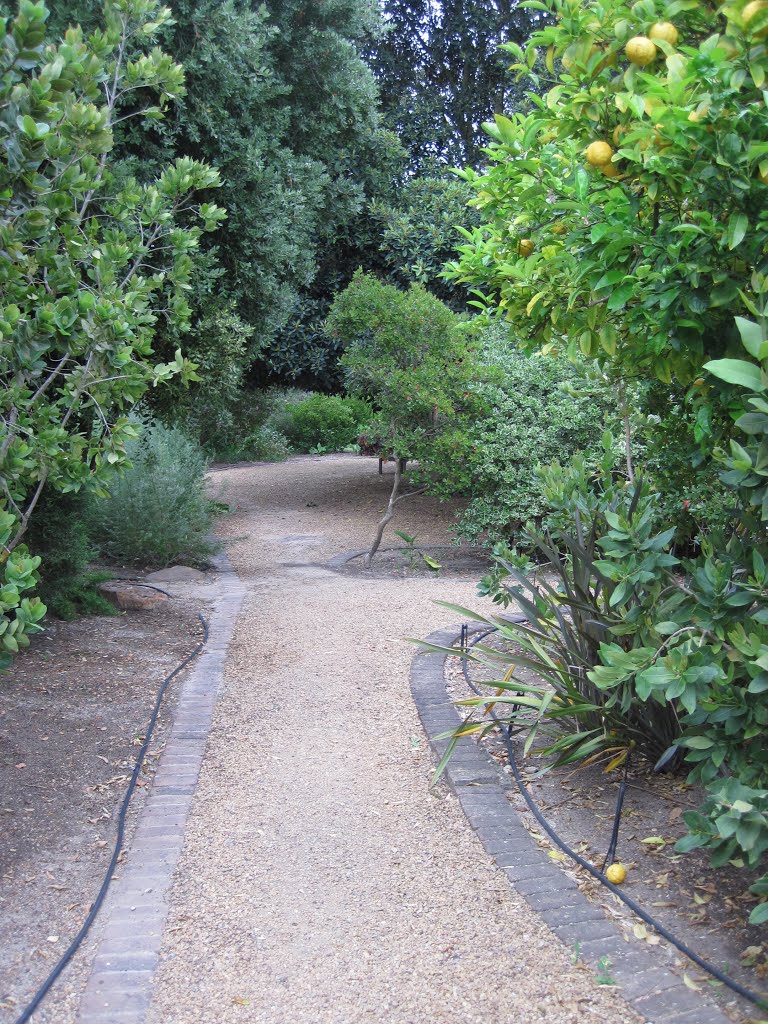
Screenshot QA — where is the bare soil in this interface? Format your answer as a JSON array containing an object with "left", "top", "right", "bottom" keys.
[
  {"left": 331, "top": 543, "right": 491, "bottom": 579},
  {"left": 0, "top": 591, "right": 209, "bottom": 1021}
]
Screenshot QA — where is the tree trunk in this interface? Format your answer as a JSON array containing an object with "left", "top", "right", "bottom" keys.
[{"left": 364, "top": 459, "right": 426, "bottom": 567}]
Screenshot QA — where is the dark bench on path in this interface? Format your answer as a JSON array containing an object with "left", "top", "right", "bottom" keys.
[{"left": 357, "top": 434, "right": 407, "bottom": 475}]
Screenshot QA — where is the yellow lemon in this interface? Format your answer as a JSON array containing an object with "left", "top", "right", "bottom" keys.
[
  {"left": 605, "top": 863, "right": 627, "bottom": 884},
  {"left": 586, "top": 140, "right": 613, "bottom": 166},
  {"left": 518, "top": 238, "right": 535, "bottom": 257},
  {"left": 612, "top": 124, "right": 627, "bottom": 147},
  {"left": 625, "top": 35, "right": 657, "bottom": 66},
  {"left": 600, "top": 162, "right": 620, "bottom": 178},
  {"left": 649, "top": 21, "right": 679, "bottom": 46},
  {"left": 552, "top": 222, "right": 568, "bottom": 235}
]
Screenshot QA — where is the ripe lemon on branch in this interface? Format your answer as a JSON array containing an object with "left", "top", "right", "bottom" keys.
[
  {"left": 586, "top": 140, "right": 613, "bottom": 166},
  {"left": 625, "top": 35, "right": 657, "bottom": 66},
  {"left": 649, "top": 21, "right": 679, "bottom": 46}
]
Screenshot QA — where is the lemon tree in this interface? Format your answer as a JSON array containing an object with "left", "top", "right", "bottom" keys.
[
  {"left": 445, "top": 0, "right": 768, "bottom": 388},
  {"left": 444, "top": 0, "right": 768, "bottom": 923}
]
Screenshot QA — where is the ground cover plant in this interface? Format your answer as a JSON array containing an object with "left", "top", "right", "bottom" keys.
[{"left": 441, "top": 0, "right": 768, "bottom": 924}]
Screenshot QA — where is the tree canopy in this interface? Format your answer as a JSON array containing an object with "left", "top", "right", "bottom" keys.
[
  {"left": 369, "top": 0, "right": 547, "bottom": 170},
  {"left": 48, "top": 0, "right": 403, "bottom": 388}
]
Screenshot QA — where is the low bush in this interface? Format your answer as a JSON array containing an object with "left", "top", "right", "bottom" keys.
[
  {"left": 456, "top": 327, "right": 609, "bottom": 543},
  {"left": 87, "top": 420, "right": 219, "bottom": 568},
  {"left": 277, "top": 393, "right": 372, "bottom": 453},
  {"left": 231, "top": 425, "right": 293, "bottom": 462},
  {"left": 25, "top": 490, "right": 117, "bottom": 621}
]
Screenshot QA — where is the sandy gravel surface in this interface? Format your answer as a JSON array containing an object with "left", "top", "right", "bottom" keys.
[{"left": 147, "top": 456, "right": 641, "bottom": 1024}]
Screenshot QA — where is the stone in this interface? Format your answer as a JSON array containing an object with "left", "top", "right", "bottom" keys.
[
  {"left": 98, "top": 582, "right": 168, "bottom": 611},
  {"left": 145, "top": 565, "right": 206, "bottom": 583}
]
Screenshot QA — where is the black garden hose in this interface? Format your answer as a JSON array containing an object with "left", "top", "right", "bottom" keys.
[
  {"left": 12, "top": 612, "right": 208, "bottom": 1024},
  {"left": 459, "top": 622, "right": 768, "bottom": 1012}
]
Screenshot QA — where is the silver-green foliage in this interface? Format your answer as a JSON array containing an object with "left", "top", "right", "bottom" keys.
[{"left": 87, "top": 420, "right": 217, "bottom": 567}]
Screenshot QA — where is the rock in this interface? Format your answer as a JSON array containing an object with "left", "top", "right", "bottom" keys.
[
  {"left": 98, "top": 581, "right": 169, "bottom": 611},
  {"left": 146, "top": 566, "right": 206, "bottom": 583}
]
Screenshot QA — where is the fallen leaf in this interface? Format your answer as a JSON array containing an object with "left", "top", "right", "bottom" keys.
[{"left": 683, "top": 973, "right": 701, "bottom": 991}]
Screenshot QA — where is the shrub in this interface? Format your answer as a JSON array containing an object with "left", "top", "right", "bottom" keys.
[
  {"left": 233, "top": 425, "right": 293, "bottom": 462},
  {"left": 156, "top": 304, "right": 258, "bottom": 450},
  {"left": 87, "top": 420, "right": 219, "bottom": 568},
  {"left": 278, "top": 394, "right": 373, "bottom": 452},
  {"left": 0, "top": 0, "right": 224, "bottom": 665},
  {"left": 370, "top": 176, "right": 480, "bottom": 306},
  {"left": 640, "top": 411, "right": 735, "bottom": 553},
  {"left": 24, "top": 490, "right": 115, "bottom": 621},
  {"left": 456, "top": 327, "right": 609, "bottom": 542}
]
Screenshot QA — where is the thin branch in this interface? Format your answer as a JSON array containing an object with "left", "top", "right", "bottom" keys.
[
  {"left": 0, "top": 407, "right": 18, "bottom": 464},
  {"left": 28, "top": 354, "right": 71, "bottom": 405},
  {"left": 7, "top": 471, "right": 48, "bottom": 554}
]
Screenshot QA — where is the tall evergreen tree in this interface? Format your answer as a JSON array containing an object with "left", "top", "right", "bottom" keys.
[
  {"left": 47, "top": 0, "right": 402, "bottom": 391},
  {"left": 369, "top": 0, "right": 546, "bottom": 171}
]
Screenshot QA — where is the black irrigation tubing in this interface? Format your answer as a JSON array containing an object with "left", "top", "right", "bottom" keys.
[
  {"left": 13, "top": 612, "right": 209, "bottom": 1024},
  {"left": 458, "top": 623, "right": 768, "bottom": 1013},
  {"left": 124, "top": 579, "right": 174, "bottom": 598}
]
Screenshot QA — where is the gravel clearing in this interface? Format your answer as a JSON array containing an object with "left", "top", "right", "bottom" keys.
[{"left": 147, "top": 455, "right": 642, "bottom": 1024}]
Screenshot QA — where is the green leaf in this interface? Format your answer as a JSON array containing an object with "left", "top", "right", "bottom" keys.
[
  {"left": 725, "top": 213, "right": 749, "bottom": 250},
  {"left": 607, "top": 283, "right": 634, "bottom": 312},
  {"left": 683, "top": 735, "right": 715, "bottom": 750},
  {"left": 704, "top": 358, "right": 762, "bottom": 391},
  {"left": 654, "top": 621, "right": 681, "bottom": 636},
  {"left": 735, "top": 317, "right": 765, "bottom": 359},
  {"left": 749, "top": 902, "right": 768, "bottom": 925}
]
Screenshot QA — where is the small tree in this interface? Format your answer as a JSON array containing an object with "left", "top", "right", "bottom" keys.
[
  {"left": 326, "top": 272, "right": 487, "bottom": 563},
  {"left": 0, "top": 0, "right": 225, "bottom": 665}
]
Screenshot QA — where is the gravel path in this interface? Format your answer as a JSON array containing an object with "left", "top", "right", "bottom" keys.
[{"left": 147, "top": 456, "right": 641, "bottom": 1024}]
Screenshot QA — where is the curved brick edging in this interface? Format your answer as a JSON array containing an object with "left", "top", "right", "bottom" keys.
[
  {"left": 75, "top": 551, "right": 246, "bottom": 1023},
  {"left": 411, "top": 625, "right": 733, "bottom": 1024}
]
